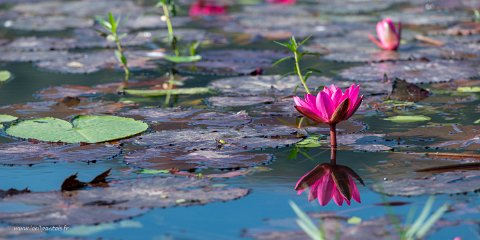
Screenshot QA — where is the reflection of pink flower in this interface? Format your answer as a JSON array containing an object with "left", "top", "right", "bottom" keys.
[
  {"left": 189, "top": 0, "right": 226, "bottom": 17},
  {"left": 295, "top": 164, "right": 363, "bottom": 206},
  {"left": 293, "top": 84, "right": 363, "bottom": 126},
  {"left": 266, "top": 0, "right": 296, "bottom": 4},
  {"left": 368, "top": 18, "right": 401, "bottom": 51}
]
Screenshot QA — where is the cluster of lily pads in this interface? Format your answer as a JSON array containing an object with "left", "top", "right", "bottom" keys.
[{"left": 0, "top": 0, "right": 479, "bottom": 239}]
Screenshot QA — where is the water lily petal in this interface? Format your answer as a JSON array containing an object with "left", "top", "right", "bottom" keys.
[{"left": 318, "top": 174, "right": 334, "bottom": 206}]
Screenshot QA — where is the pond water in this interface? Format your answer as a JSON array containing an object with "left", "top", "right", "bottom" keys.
[{"left": 0, "top": 0, "right": 479, "bottom": 239}]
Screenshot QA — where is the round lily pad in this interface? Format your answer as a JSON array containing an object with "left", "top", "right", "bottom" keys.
[
  {"left": 0, "top": 71, "right": 12, "bottom": 82},
  {"left": 0, "top": 142, "right": 121, "bottom": 165},
  {"left": 122, "top": 107, "right": 201, "bottom": 123},
  {"left": 6, "top": 115, "right": 148, "bottom": 143},
  {"left": 340, "top": 60, "right": 479, "bottom": 83}
]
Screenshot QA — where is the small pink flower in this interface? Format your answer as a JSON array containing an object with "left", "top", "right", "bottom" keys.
[
  {"left": 368, "top": 18, "right": 401, "bottom": 51},
  {"left": 189, "top": 0, "right": 226, "bottom": 17},
  {"left": 266, "top": 0, "right": 296, "bottom": 4},
  {"left": 295, "top": 163, "right": 363, "bottom": 206},
  {"left": 293, "top": 84, "right": 363, "bottom": 126}
]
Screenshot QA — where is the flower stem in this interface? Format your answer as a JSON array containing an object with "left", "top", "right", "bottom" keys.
[
  {"left": 329, "top": 124, "right": 337, "bottom": 149},
  {"left": 293, "top": 51, "right": 310, "bottom": 94},
  {"left": 330, "top": 146, "right": 337, "bottom": 165}
]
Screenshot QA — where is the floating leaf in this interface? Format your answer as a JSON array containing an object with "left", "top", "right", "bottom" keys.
[
  {"left": 383, "top": 115, "right": 431, "bottom": 123},
  {"left": 0, "top": 142, "right": 120, "bottom": 166},
  {"left": 0, "top": 115, "right": 18, "bottom": 123},
  {"left": 347, "top": 216, "right": 362, "bottom": 225},
  {"left": 164, "top": 55, "right": 202, "bottom": 63},
  {"left": 475, "top": 119, "right": 480, "bottom": 124},
  {"left": 296, "top": 135, "right": 323, "bottom": 148},
  {"left": 6, "top": 116, "right": 148, "bottom": 143},
  {"left": 0, "top": 177, "right": 249, "bottom": 226},
  {"left": 373, "top": 171, "right": 480, "bottom": 196},
  {"left": 457, "top": 86, "right": 480, "bottom": 93},
  {"left": 137, "top": 169, "right": 171, "bottom": 174},
  {"left": 0, "top": 71, "right": 11, "bottom": 82},
  {"left": 125, "top": 87, "right": 213, "bottom": 97}
]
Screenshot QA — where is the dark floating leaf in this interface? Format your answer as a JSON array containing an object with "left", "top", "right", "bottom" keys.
[
  {"left": 340, "top": 60, "right": 478, "bottom": 83},
  {"left": 125, "top": 148, "right": 273, "bottom": 170},
  {"left": 206, "top": 96, "right": 275, "bottom": 108},
  {"left": 0, "top": 188, "right": 30, "bottom": 199},
  {"left": 0, "top": 177, "right": 249, "bottom": 226},
  {"left": 4, "top": 16, "right": 93, "bottom": 31},
  {"left": 121, "top": 107, "right": 201, "bottom": 124},
  {"left": 416, "top": 163, "right": 480, "bottom": 173},
  {"left": 383, "top": 9, "right": 470, "bottom": 26},
  {"left": 175, "top": 50, "right": 285, "bottom": 76},
  {"left": 392, "top": 125, "right": 480, "bottom": 151},
  {"left": 61, "top": 173, "right": 87, "bottom": 192},
  {"left": 375, "top": 201, "right": 410, "bottom": 207},
  {"left": 89, "top": 168, "right": 111, "bottom": 185},
  {"left": 388, "top": 78, "right": 430, "bottom": 102},
  {"left": 373, "top": 171, "right": 480, "bottom": 196},
  {"left": 61, "top": 169, "right": 111, "bottom": 191},
  {"left": 190, "top": 111, "right": 252, "bottom": 128},
  {"left": 210, "top": 75, "right": 391, "bottom": 97},
  {"left": 0, "top": 142, "right": 121, "bottom": 166},
  {"left": 36, "top": 50, "right": 159, "bottom": 74},
  {"left": 0, "top": 99, "right": 131, "bottom": 119}
]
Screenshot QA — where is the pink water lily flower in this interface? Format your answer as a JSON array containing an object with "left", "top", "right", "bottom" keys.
[
  {"left": 189, "top": 0, "right": 226, "bottom": 17},
  {"left": 293, "top": 84, "right": 363, "bottom": 126},
  {"left": 368, "top": 18, "right": 401, "bottom": 51},
  {"left": 266, "top": 0, "right": 296, "bottom": 4},
  {"left": 295, "top": 163, "right": 363, "bottom": 206}
]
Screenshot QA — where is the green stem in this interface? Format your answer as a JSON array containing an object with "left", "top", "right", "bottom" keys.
[
  {"left": 162, "top": 3, "right": 179, "bottom": 56},
  {"left": 293, "top": 51, "right": 310, "bottom": 94},
  {"left": 114, "top": 35, "right": 130, "bottom": 82}
]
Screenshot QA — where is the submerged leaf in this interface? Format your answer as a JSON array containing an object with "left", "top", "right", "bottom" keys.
[
  {"left": 383, "top": 115, "right": 431, "bottom": 123},
  {"left": 125, "top": 87, "right": 213, "bottom": 97},
  {"left": 457, "top": 86, "right": 480, "bottom": 93},
  {"left": 6, "top": 116, "right": 148, "bottom": 143},
  {"left": 164, "top": 55, "right": 202, "bottom": 63},
  {"left": 0, "top": 71, "right": 12, "bottom": 82}
]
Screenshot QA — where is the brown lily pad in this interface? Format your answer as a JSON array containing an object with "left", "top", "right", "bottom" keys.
[
  {"left": 340, "top": 60, "right": 479, "bottom": 83},
  {"left": 388, "top": 79, "right": 430, "bottom": 102},
  {"left": 373, "top": 170, "right": 480, "bottom": 196},
  {"left": 0, "top": 177, "right": 249, "bottom": 226},
  {"left": 0, "top": 142, "right": 121, "bottom": 165}
]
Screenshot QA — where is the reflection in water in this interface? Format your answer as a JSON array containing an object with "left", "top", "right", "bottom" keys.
[
  {"left": 294, "top": 148, "right": 364, "bottom": 206},
  {"left": 189, "top": 0, "right": 227, "bottom": 17}
]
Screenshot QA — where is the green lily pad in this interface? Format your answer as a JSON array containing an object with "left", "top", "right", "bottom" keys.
[
  {"left": 457, "top": 86, "right": 480, "bottom": 93},
  {"left": 474, "top": 119, "right": 480, "bottom": 124},
  {"left": 0, "top": 114, "right": 17, "bottom": 123},
  {"left": 0, "top": 71, "right": 11, "bottom": 82},
  {"left": 125, "top": 87, "right": 213, "bottom": 97},
  {"left": 383, "top": 115, "right": 431, "bottom": 123},
  {"left": 164, "top": 55, "right": 202, "bottom": 63},
  {"left": 6, "top": 115, "right": 148, "bottom": 143},
  {"left": 0, "top": 114, "right": 17, "bottom": 129}
]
